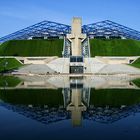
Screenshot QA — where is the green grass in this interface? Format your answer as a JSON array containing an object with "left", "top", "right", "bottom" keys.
[
  {"left": 130, "top": 57, "right": 140, "bottom": 68},
  {"left": 0, "top": 39, "right": 63, "bottom": 57},
  {"left": 0, "top": 76, "right": 21, "bottom": 87},
  {"left": 0, "top": 58, "right": 22, "bottom": 72},
  {"left": 90, "top": 39, "right": 140, "bottom": 57},
  {"left": 132, "top": 79, "right": 140, "bottom": 87},
  {"left": 1, "top": 39, "right": 140, "bottom": 57}
]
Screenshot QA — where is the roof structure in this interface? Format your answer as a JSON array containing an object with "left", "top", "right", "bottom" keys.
[
  {"left": 0, "top": 20, "right": 71, "bottom": 43},
  {"left": 0, "top": 20, "right": 140, "bottom": 43},
  {"left": 83, "top": 20, "right": 140, "bottom": 40}
]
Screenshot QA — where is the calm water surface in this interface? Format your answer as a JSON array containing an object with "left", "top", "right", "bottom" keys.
[{"left": 0, "top": 75, "right": 140, "bottom": 140}]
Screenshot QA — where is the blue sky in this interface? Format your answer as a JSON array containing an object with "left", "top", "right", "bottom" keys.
[{"left": 0, "top": 0, "right": 140, "bottom": 37}]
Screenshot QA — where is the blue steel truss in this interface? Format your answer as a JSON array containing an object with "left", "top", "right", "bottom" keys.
[
  {"left": 1, "top": 102, "right": 140, "bottom": 125},
  {"left": 0, "top": 20, "right": 71, "bottom": 43},
  {"left": 0, "top": 20, "right": 140, "bottom": 43},
  {"left": 83, "top": 20, "right": 140, "bottom": 40}
]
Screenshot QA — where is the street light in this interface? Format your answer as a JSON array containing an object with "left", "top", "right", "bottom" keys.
[{"left": 4, "top": 61, "right": 8, "bottom": 72}]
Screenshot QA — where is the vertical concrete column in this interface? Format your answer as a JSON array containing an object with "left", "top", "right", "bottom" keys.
[{"left": 67, "top": 17, "right": 87, "bottom": 56}]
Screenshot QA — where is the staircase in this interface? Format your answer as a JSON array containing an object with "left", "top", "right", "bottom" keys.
[
  {"left": 63, "top": 37, "right": 91, "bottom": 58},
  {"left": 82, "top": 38, "right": 90, "bottom": 57},
  {"left": 63, "top": 38, "right": 71, "bottom": 58}
]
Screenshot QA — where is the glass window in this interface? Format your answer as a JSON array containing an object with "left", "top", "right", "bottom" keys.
[{"left": 70, "top": 56, "right": 83, "bottom": 62}]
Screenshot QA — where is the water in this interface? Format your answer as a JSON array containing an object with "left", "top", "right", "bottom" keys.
[{"left": 0, "top": 75, "right": 140, "bottom": 140}]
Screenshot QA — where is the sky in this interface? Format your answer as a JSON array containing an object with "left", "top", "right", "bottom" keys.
[{"left": 0, "top": 0, "right": 140, "bottom": 37}]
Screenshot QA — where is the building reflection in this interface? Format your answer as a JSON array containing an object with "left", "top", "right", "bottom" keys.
[
  {"left": 1, "top": 76, "right": 140, "bottom": 127},
  {"left": 67, "top": 88, "right": 86, "bottom": 126},
  {"left": 64, "top": 77, "right": 91, "bottom": 126}
]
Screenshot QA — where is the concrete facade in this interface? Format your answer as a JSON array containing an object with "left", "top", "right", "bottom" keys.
[
  {"left": 1, "top": 56, "right": 140, "bottom": 74},
  {"left": 2, "top": 18, "right": 140, "bottom": 75}
]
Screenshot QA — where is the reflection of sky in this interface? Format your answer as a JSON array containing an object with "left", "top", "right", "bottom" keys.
[{"left": 0, "top": 0, "right": 140, "bottom": 37}]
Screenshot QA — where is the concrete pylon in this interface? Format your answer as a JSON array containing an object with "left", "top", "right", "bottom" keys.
[{"left": 67, "top": 17, "right": 87, "bottom": 56}]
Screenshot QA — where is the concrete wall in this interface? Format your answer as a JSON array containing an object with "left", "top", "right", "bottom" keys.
[
  {"left": 15, "top": 57, "right": 58, "bottom": 65},
  {"left": 1, "top": 56, "right": 140, "bottom": 74},
  {"left": 96, "top": 56, "right": 139, "bottom": 64}
]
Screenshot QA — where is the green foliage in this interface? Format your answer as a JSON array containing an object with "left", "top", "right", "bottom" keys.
[
  {"left": 0, "top": 58, "right": 22, "bottom": 72},
  {"left": 90, "top": 39, "right": 140, "bottom": 56},
  {"left": 0, "top": 39, "right": 63, "bottom": 57}
]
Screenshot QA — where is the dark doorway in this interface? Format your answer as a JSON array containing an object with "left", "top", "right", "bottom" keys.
[{"left": 70, "top": 66, "right": 83, "bottom": 74}]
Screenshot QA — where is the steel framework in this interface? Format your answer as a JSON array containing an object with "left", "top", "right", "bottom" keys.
[
  {"left": 0, "top": 20, "right": 140, "bottom": 43},
  {"left": 1, "top": 102, "right": 140, "bottom": 125},
  {"left": 0, "top": 20, "right": 71, "bottom": 43},
  {"left": 83, "top": 20, "right": 140, "bottom": 40}
]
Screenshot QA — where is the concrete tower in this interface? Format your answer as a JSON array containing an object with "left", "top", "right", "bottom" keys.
[{"left": 67, "top": 17, "right": 86, "bottom": 56}]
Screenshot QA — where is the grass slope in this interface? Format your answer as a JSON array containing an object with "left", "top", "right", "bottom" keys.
[
  {"left": 0, "top": 58, "right": 22, "bottom": 72},
  {"left": 90, "top": 39, "right": 140, "bottom": 57},
  {"left": 0, "top": 76, "right": 21, "bottom": 87},
  {"left": 132, "top": 79, "right": 140, "bottom": 87},
  {"left": 0, "top": 39, "right": 63, "bottom": 57},
  {"left": 1, "top": 39, "right": 140, "bottom": 57},
  {"left": 130, "top": 58, "right": 140, "bottom": 68}
]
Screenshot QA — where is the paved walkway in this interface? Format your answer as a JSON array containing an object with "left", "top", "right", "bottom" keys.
[
  {"left": 99, "top": 64, "right": 140, "bottom": 74},
  {"left": 13, "top": 64, "right": 55, "bottom": 74},
  {"left": 12, "top": 63, "right": 140, "bottom": 75}
]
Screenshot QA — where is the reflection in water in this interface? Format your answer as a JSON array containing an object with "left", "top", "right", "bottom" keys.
[
  {"left": 67, "top": 86, "right": 86, "bottom": 126},
  {"left": 0, "top": 76, "right": 140, "bottom": 127},
  {"left": 84, "top": 104, "right": 140, "bottom": 123}
]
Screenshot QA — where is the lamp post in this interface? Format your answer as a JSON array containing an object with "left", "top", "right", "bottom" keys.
[
  {"left": 3, "top": 46, "right": 8, "bottom": 73},
  {"left": 3, "top": 61, "right": 8, "bottom": 72},
  {"left": 4, "top": 79, "right": 8, "bottom": 90}
]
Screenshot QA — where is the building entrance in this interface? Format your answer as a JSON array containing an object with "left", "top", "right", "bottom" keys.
[{"left": 70, "top": 66, "right": 83, "bottom": 74}]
